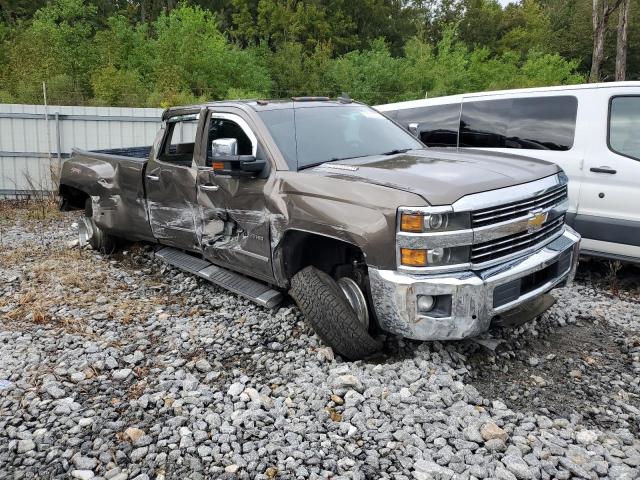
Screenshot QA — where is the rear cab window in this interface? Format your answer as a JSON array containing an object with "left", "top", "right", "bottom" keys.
[{"left": 609, "top": 96, "right": 640, "bottom": 161}]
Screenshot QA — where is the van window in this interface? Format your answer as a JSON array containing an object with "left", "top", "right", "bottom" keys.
[
  {"left": 609, "top": 96, "right": 640, "bottom": 161},
  {"left": 396, "top": 104, "right": 460, "bottom": 147},
  {"left": 460, "top": 96, "right": 577, "bottom": 151}
]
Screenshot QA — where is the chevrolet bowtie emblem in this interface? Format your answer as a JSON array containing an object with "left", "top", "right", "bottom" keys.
[{"left": 527, "top": 210, "right": 548, "bottom": 232}]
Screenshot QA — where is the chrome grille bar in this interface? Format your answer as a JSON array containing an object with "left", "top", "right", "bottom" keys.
[
  {"left": 471, "top": 217, "right": 564, "bottom": 262},
  {"left": 472, "top": 185, "right": 568, "bottom": 228}
]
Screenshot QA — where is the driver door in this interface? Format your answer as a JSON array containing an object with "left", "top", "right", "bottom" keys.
[{"left": 196, "top": 110, "right": 274, "bottom": 282}]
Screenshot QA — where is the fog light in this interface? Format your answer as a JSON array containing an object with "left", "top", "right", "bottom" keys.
[{"left": 417, "top": 295, "right": 435, "bottom": 313}]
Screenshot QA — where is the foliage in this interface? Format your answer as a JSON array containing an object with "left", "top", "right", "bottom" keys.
[{"left": 0, "top": 0, "right": 628, "bottom": 108}]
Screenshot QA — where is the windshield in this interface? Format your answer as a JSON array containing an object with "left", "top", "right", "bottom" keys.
[{"left": 258, "top": 104, "right": 424, "bottom": 170}]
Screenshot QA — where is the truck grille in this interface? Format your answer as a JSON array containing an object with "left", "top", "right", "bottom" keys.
[
  {"left": 471, "top": 216, "right": 565, "bottom": 264},
  {"left": 472, "top": 185, "right": 568, "bottom": 228}
]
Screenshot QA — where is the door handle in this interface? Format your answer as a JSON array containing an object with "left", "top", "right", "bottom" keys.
[
  {"left": 590, "top": 166, "right": 617, "bottom": 174},
  {"left": 199, "top": 184, "right": 220, "bottom": 192},
  {"left": 146, "top": 174, "right": 160, "bottom": 181}
]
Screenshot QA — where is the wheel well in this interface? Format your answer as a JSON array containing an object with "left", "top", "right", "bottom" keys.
[
  {"left": 59, "top": 184, "right": 89, "bottom": 211},
  {"left": 280, "top": 231, "right": 365, "bottom": 280}
]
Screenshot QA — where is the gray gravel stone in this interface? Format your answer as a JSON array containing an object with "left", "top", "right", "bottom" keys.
[
  {"left": 1, "top": 214, "right": 638, "bottom": 480},
  {"left": 112, "top": 369, "right": 132, "bottom": 381},
  {"left": 17, "top": 439, "right": 35, "bottom": 453}
]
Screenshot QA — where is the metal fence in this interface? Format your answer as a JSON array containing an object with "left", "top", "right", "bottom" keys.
[{"left": 0, "top": 104, "right": 163, "bottom": 198}]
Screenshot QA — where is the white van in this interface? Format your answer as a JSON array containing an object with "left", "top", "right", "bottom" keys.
[{"left": 376, "top": 82, "right": 640, "bottom": 263}]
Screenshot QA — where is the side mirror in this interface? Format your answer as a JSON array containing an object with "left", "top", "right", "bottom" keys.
[
  {"left": 211, "top": 138, "right": 237, "bottom": 157},
  {"left": 209, "top": 138, "right": 265, "bottom": 176},
  {"left": 408, "top": 123, "right": 420, "bottom": 138}
]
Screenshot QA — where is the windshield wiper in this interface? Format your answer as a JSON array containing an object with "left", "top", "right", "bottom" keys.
[
  {"left": 299, "top": 155, "right": 370, "bottom": 170},
  {"left": 381, "top": 148, "right": 412, "bottom": 155}
]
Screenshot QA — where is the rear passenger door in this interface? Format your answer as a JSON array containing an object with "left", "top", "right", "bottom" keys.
[
  {"left": 459, "top": 95, "right": 583, "bottom": 217},
  {"left": 145, "top": 111, "right": 203, "bottom": 252}
]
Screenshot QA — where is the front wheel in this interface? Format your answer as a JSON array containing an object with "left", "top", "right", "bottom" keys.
[
  {"left": 81, "top": 198, "right": 118, "bottom": 254},
  {"left": 289, "top": 266, "right": 382, "bottom": 360}
]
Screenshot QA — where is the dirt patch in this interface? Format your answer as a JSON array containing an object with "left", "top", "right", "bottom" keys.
[{"left": 468, "top": 319, "right": 640, "bottom": 434}]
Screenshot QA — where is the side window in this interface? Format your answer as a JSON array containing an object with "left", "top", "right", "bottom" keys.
[
  {"left": 397, "top": 104, "right": 460, "bottom": 147},
  {"left": 207, "top": 116, "right": 254, "bottom": 165},
  {"left": 460, "top": 96, "right": 577, "bottom": 150},
  {"left": 609, "top": 96, "right": 640, "bottom": 161},
  {"left": 459, "top": 99, "right": 511, "bottom": 148},
  {"left": 159, "top": 114, "right": 199, "bottom": 166}
]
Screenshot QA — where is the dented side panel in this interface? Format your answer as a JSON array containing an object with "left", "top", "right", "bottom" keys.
[
  {"left": 271, "top": 171, "right": 428, "bottom": 274},
  {"left": 59, "top": 150, "right": 155, "bottom": 242},
  {"left": 196, "top": 168, "right": 275, "bottom": 282},
  {"left": 145, "top": 163, "right": 200, "bottom": 251}
]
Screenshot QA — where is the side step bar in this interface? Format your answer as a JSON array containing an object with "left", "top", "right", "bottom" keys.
[{"left": 155, "top": 247, "right": 283, "bottom": 308}]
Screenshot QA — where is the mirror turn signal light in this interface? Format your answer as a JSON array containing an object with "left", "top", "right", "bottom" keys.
[
  {"left": 212, "top": 162, "right": 225, "bottom": 170},
  {"left": 400, "top": 248, "right": 427, "bottom": 267},
  {"left": 400, "top": 213, "right": 423, "bottom": 233}
]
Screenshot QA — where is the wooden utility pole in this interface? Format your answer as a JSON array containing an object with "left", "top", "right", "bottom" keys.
[
  {"left": 615, "top": 0, "right": 631, "bottom": 81},
  {"left": 590, "top": 0, "right": 625, "bottom": 83}
]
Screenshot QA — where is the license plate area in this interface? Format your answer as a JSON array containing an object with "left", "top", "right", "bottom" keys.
[{"left": 492, "top": 249, "right": 572, "bottom": 308}]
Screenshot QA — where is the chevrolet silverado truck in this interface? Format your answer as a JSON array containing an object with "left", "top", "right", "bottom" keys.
[{"left": 59, "top": 98, "right": 580, "bottom": 360}]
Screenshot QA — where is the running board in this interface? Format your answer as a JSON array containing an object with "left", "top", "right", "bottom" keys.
[{"left": 155, "top": 247, "right": 283, "bottom": 308}]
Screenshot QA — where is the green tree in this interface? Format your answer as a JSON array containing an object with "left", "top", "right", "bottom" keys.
[
  {"left": 150, "top": 4, "right": 271, "bottom": 105},
  {"left": 4, "top": 0, "right": 98, "bottom": 104},
  {"left": 330, "top": 38, "right": 404, "bottom": 104},
  {"left": 499, "top": 0, "right": 554, "bottom": 55}
]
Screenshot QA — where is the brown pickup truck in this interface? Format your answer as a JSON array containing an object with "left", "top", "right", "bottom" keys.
[{"left": 59, "top": 98, "right": 580, "bottom": 359}]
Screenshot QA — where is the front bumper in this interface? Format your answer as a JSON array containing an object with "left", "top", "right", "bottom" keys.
[{"left": 369, "top": 227, "right": 580, "bottom": 341}]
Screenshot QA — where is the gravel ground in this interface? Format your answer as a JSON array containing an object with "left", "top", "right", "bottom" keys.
[{"left": 1, "top": 206, "right": 639, "bottom": 480}]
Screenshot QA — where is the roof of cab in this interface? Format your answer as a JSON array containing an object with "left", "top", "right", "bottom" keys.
[{"left": 162, "top": 97, "right": 360, "bottom": 119}]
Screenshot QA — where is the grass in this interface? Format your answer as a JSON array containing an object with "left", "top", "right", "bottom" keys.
[
  {"left": 0, "top": 229, "right": 186, "bottom": 334},
  {"left": 0, "top": 198, "right": 62, "bottom": 225}
]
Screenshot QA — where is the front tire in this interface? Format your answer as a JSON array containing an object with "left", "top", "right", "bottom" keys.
[
  {"left": 290, "top": 266, "right": 382, "bottom": 360},
  {"left": 82, "top": 199, "right": 118, "bottom": 254}
]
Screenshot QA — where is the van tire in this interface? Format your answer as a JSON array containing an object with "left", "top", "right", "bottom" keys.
[
  {"left": 290, "top": 266, "right": 382, "bottom": 360},
  {"left": 84, "top": 199, "right": 118, "bottom": 254}
]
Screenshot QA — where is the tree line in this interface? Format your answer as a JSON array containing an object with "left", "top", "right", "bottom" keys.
[{"left": 0, "top": 0, "right": 635, "bottom": 108}]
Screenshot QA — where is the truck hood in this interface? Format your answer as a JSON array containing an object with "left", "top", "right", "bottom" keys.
[{"left": 309, "top": 148, "right": 561, "bottom": 206}]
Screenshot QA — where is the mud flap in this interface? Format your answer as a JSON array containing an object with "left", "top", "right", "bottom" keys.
[{"left": 491, "top": 293, "right": 556, "bottom": 328}]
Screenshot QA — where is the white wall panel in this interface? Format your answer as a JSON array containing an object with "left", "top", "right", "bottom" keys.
[{"left": 0, "top": 104, "right": 163, "bottom": 196}]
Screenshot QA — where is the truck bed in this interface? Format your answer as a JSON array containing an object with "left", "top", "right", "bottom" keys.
[{"left": 91, "top": 146, "right": 152, "bottom": 160}]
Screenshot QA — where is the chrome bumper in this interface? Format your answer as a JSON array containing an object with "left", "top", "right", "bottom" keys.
[{"left": 369, "top": 227, "right": 580, "bottom": 341}]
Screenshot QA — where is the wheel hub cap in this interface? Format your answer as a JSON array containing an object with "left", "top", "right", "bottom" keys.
[{"left": 337, "top": 277, "right": 369, "bottom": 329}]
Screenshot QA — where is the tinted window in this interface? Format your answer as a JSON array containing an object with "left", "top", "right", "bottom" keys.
[
  {"left": 396, "top": 104, "right": 460, "bottom": 147},
  {"left": 609, "top": 96, "right": 640, "bottom": 161},
  {"left": 258, "top": 105, "right": 423, "bottom": 169},
  {"left": 460, "top": 96, "right": 577, "bottom": 150}
]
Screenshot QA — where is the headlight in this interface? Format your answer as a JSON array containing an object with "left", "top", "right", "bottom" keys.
[{"left": 400, "top": 211, "right": 470, "bottom": 233}]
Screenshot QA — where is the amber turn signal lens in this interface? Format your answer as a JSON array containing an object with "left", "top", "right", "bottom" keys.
[
  {"left": 212, "top": 162, "right": 225, "bottom": 170},
  {"left": 400, "top": 248, "right": 427, "bottom": 267},
  {"left": 400, "top": 213, "right": 423, "bottom": 232}
]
